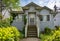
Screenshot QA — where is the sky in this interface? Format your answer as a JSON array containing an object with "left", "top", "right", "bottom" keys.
[
  {"left": 20, "top": 0, "right": 60, "bottom": 26},
  {"left": 20, "top": 0, "right": 60, "bottom": 9}
]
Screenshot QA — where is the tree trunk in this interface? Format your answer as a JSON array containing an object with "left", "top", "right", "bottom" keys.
[{"left": 0, "top": 0, "right": 2, "bottom": 20}]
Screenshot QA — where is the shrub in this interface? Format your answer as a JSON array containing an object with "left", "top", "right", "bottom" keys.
[
  {"left": 0, "top": 18, "right": 11, "bottom": 27},
  {"left": 0, "top": 26, "right": 23, "bottom": 41},
  {"left": 44, "top": 27, "right": 51, "bottom": 34},
  {"left": 40, "top": 27, "right": 60, "bottom": 41},
  {"left": 55, "top": 26, "right": 60, "bottom": 30}
]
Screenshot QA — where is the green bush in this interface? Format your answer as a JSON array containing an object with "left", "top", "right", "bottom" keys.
[
  {"left": 40, "top": 27, "right": 60, "bottom": 41},
  {"left": 0, "top": 26, "right": 23, "bottom": 41},
  {"left": 44, "top": 27, "right": 51, "bottom": 35},
  {"left": 0, "top": 19, "right": 10, "bottom": 27}
]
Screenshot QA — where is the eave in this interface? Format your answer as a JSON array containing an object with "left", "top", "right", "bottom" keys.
[
  {"left": 22, "top": 7, "right": 29, "bottom": 10},
  {"left": 35, "top": 7, "right": 43, "bottom": 10},
  {"left": 10, "top": 11, "right": 24, "bottom": 14}
]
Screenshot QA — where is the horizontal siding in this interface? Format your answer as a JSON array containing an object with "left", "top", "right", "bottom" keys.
[
  {"left": 39, "top": 21, "right": 54, "bottom": 31},
  {"left": 12, "top": 19, "right": 24, "bottom": 31}
]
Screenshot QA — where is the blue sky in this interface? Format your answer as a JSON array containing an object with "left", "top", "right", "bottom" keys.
[{"left": 20, "top": 0, "right": 60, "bottom": 9}]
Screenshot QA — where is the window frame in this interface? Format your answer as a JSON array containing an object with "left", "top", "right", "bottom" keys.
[
  {"left": 39, "top": 15, "right": 43, "bottom": 21},
  {"left": 47, "top": 15, "right": 50, "bottom": 21}
]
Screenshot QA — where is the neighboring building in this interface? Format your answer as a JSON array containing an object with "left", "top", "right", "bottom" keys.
[
  {"left": 1, "top": 2, "right": 59, "bottom": 37},
  {"left": 0, "top": 0, "right": 10, "bottom": 19},
  {"left": 54, "top": 5, "right": 60, "bottom": 26}
]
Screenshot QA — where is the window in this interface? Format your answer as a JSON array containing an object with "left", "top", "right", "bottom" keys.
[
  {"left": 43, "top": 15, "right": 47, "bottom": 21},
  {"left": 39, "top": 15, "right": 43, "bottom": 21},
  {"left": 47, "top": 15, "right": 50, "bottom": 21},
  {"left": 54, "top": 19, "right": 56, "bottom": 21}
]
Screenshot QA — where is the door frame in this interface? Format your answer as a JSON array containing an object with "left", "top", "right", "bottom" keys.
[{"left": 28, "top": 12, "right": 36, "bottom": 25}]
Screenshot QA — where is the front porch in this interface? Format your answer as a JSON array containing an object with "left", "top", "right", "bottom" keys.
[{"left": 25, "top": 13, "right": 40, "bottom": 37}]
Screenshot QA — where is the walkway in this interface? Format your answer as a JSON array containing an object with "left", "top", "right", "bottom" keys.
[{"left": 20, "top": 38, "right": 40, "bottom": 41}]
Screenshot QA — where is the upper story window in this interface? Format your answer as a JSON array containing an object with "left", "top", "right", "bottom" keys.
[
  {"left": 39, "top": 15, "right": 43, "bottom": 21},
  {"left": 39, "top": 15, "right": 50, "bottom": 21},
  {"left": 47, "top": 15, "right": 50, "bottom": 21}
]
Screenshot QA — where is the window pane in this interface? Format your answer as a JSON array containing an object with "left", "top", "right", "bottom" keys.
[
  {"left": 30, "top": 18, "right": 35, "bottom": 25},
  {"left": 47, "top": 15, "right": 50, "bottom": 21},
  {"left": 43, "top": 15, "right": 46, "bottom": 21},
  {"left": 39, "top": 15, "right": 43, "bottom": 21}
]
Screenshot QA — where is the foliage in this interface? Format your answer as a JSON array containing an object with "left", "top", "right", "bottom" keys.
[
  {"left": 0, "top": 19, "right": 10, "bottom": 27},
  {"left": 44, "top": 27, "right": 52, "bottom": 35},
  {"left": 0, "top": 26, "right": 23, "bottom": 41},
  {"left": 11, "top": 13, "right": 18, "bottom": 20},
  {"left": 0, "top": 14, "right": 3, "bottom": 19},
  {"left": 2, "top": 0, "right": 20, "bottom": 8},
  {"left": 40, "top": 27, "right": 60, "bottom": 41},
  {"left": 0, "top": 16, "right": 14, "bottom": 27},
  {"left": 23, "top": 15, "right": 27, "bottom": 25}
]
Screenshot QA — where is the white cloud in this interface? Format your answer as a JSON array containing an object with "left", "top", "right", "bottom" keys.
[{"left": 47, "top": 0, "right": 60, "bottom": 9}]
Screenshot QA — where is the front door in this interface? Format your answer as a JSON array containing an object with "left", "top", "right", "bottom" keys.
[{"left": 28, "top": 12, "right": 36, "bottom": 25}]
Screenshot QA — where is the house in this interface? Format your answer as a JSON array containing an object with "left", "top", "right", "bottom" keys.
[
  {"left": 11, "top": 2, "right": 56, "bottom": 37},
  {"left": 1, "top": 2, "right": 58, "bottom": 37}
]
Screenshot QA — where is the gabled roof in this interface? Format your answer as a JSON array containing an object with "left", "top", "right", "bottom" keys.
[
  {"left": 42, "top": 6, "right": 52, "bottom": 11},
  {"left": 23, "top": 2, "right": 41, "bottom": 7},
  {"left": 11, "top": 7, "right": 24, "bottom": 14},
  {"left": 22, "top": 2, "right": 53, "bottom": 11},
  {"left": 22, "top": 2, "right": 42, "bottom": 10}
]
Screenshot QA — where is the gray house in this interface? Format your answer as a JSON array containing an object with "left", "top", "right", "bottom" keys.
[
  {"left": 11, "top": 2, "right": 56, "bottom": 37},
  {"left": 1, "top": 2, "right": 57, "bottom": 37}
]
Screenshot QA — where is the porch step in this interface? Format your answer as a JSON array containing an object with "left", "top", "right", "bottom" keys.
[
  {"left": 27, "top": 35, "right": 37, "bottom": 37},
  {"left": 27, "top": 33, "right": 37, "bottom": 35},
  {"left": 27, "top": 25, "right": 37, "bottom": 37},
  {"left": 28, "top": 31, "right": 37, "bottom": 33}
]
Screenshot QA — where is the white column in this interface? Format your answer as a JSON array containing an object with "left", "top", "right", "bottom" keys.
[
  {"left": 36, "top": 15, "right": 40, "bottom": 37},
  {"left": 25, "top": 14, "right": 28, "bottom": 37}
]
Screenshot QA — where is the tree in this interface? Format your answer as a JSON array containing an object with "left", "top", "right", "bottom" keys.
[
  {"left": 2, "top": 0, "right": 20, "bottom": 8},
  {"left": 0, "top": 0, "right": 2, "bottom": 19},
  {"left": 0, "top": 0, "right": 20, "bottom": 19}
]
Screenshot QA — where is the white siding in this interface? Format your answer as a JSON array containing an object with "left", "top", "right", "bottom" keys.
[
  {"left": 54, "top": 13, "right": 60, "bottom": 26},
  {"left": 2, "top": 9, "right": 10, "bottom": 19},
  {"left": 12, "top": 14, "right": 24, "bottom": 31},
  {"left": 39, "top": 9, "right": 54, "bottom": 31}
]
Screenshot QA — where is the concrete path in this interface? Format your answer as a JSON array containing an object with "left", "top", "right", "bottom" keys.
[{"left": 20, "top": 38, "right": 40, "bottom": 41}]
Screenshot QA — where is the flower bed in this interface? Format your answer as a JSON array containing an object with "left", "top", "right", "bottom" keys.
[{"left": 0, "top": 26, "right": 23, "bottom": 41}]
